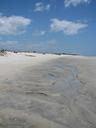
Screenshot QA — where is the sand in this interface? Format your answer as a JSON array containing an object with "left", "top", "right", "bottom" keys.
[{"left": 0, "top": 52, "right": 96, "bottom": 128}]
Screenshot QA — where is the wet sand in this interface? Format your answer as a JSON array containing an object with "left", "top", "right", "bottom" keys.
[{"left": 0, "top": 53, "right": 96, "bottom": 128}]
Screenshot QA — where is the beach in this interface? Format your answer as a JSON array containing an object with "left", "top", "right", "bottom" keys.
[{"left": 0, "top": 52, "right": 96, "bottom": 128}]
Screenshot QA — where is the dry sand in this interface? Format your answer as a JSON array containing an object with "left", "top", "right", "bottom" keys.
[{"left": 0, "top": 52, "right": 96, "bottom": 128}]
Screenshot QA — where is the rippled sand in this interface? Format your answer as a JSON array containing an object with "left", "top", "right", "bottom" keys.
[{"left": 0, "top": 53, "right": 96, "bottom": 128}]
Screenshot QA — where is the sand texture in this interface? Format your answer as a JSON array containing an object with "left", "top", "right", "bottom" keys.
[{"left": 0, "top": 53, "right": 96, "bottom": 128}]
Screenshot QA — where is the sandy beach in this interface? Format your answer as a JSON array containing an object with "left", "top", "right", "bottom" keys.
[{"left": 0, "top": 52, "right": 96, "bottom": 128}]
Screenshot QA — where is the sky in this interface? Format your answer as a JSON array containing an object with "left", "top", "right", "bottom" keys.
[{"left": 0, "top": 0, "right": 96, "bottom": 55}]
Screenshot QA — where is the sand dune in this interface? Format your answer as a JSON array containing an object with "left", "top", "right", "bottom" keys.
[{"left": 0, "top": 52, "right": 96, "bottom": 128}]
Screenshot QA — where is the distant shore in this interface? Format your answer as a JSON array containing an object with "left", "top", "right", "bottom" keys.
[{"left": 0, "top": 49, "right": 79, "bottom": 56}]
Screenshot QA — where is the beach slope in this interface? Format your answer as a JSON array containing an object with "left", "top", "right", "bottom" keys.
[{"left": 0, "top": 52, "right": 96, "bottom": 128}]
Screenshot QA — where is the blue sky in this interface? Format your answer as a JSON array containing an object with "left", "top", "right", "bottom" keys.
[{"left": 0, "top": 0, "right": 96, "bottom": 55}]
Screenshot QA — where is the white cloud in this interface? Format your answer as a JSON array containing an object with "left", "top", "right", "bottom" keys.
[
  {"left": 0, "top": 13, "right": 3, "bottom": 16},
  {"left": 32, "top": 30, "right": 46, "bottom": 36},
  {"left": 51, "top": 18, "right": 88, "bottom": 35},
  {"left": 0, "top": 40, "right": 19, "bottom": 50},
  {"left": 46, "top": 4, "right": 51, "bottom": 10},
  {"left": 64, "top": 0, "right": 91, "bottom": 7},
  {"left": 0, "top": 40, "right": 18, "bottom": 46},
  {"left": 0, "top": 15, "right": 31, "bottom": 35},
  {"left": 46, "top": 39, "right": 57, "bottom": 49},
  {"left": 34, "top": 2, "right": 50, "bottom": 12}
]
